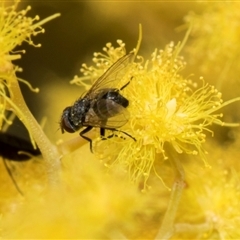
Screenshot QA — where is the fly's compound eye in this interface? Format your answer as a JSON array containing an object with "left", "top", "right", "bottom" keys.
[{"left": 60, "top": 107, "right": 76, "bottom": 133}]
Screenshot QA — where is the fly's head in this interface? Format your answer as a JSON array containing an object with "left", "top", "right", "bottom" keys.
[
  {"left": 60, "top": 98, "right": 90, "bottom": 134},
  {"left": 60, "top": 106, "right": 80, "bottom": 134}
]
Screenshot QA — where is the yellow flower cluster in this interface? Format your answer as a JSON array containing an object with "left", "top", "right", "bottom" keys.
[
  {"left": 174, "top": 141, "right": 240, "bottom": 239},
  {"left": 1, "top": 154, "right": 151, "bottom": 239},
  {"left": 185, "top": 2, "right": 240, "bottom": 90},
  {"left": 0, "top": 1, "right": 61, "bottom": 180},
  {"left": 72, "top": 39, "right": 235, "bottom": 187},
  {"left": 0, "top": 0, "right": 45, "bottom": 87},
  {"left": 0, "top": 0, "right": 39, "bottom": 140},
  {"left": 0, "top": 1, "right": 42, "bottom": 55},
  {"left": 1, "top": 1, "right": 240, "bottom": 239},
  {"left": 0, "top": 0, "right": 59, "bottom": 131}
]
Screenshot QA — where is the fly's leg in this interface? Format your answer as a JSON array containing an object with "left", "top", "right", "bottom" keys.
[
  {"left": 100, "top": 128, "right": 106, "bottom": 138},
  {"left": 100, "top": 128, "right": 115, "bottom": 140},
  {"left": 120, "top": 77, "right": 133, "bottom": 91},
  {"left": 80, "top": 126, "right": 94, "bottom": 152},
  {"left": 100, "top": 128, "right": 136, "bottom": 142},
  {"left": 116, "top": 129, "right": 136, "bottom": 142}
]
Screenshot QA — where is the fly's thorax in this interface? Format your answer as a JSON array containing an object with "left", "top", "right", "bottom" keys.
[{"left": 71, "top": 98, "right": 91, "bottom": 127}]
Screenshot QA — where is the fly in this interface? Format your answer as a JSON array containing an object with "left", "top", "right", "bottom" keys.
[{"left": 60, "top": 53, "right": 136, "bottom": 152}]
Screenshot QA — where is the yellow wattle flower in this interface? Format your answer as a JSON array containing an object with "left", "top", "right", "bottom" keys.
[
  {"left": 175, "top": 141, "right": 240, "bottom": 239},
  {"left": 72, "top": 39, "right": 240, "bottom": 188},
  {"left": 184, "top": 2, "right": 240, "bottom": 95},
  {"left": 1, "top": 2, "right": 240, "bottom": 239},
  {"left": 0, "top": 0, "right": 61, "bottom": 186}
]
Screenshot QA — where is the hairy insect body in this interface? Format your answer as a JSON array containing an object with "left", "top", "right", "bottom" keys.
[
  {"left": 72, "top": 98, "right": 91, "bottom": 128},
  {"left": 60, "top": 53, "right": 135, "bottom": 151}
]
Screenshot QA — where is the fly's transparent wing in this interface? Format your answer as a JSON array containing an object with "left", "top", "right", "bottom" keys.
[
  {"left": 86, "top": 53, "right": 134, "bottom": 98},
  {"left": 83, "top": 99, "right": 129, "bottom": 129}
]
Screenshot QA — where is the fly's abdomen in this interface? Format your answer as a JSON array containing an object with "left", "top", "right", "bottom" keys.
[
  {"left": 103, "top": 90, "right": 129, "bottom": 108},
  {"left": 105, "top": 91, "right": 129, "bottom": 108},
  {"left": 93, "top": 90, "right": 129, "bottom": 119}
]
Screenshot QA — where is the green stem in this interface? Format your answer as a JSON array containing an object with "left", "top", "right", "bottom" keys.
[
  {"left": 10, "top": 74, "right": 61, "bottom": 184},
  {"left": 156, "top": 143, "right": 185, "bottom": 239}
]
